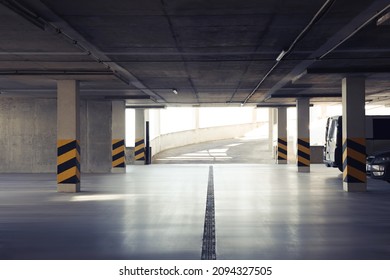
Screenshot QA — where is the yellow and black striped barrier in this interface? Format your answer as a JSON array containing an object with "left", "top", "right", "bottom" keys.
[
  {"left": 277, "top": 137, "right": 288, "bottom": 161},
  {"left": 57, "top": 139, "right": 80, "bottom": 184},
  {"left": 342, "top": 138, "right": 366, "bottom": 183},
  {"left": 297, "top": 138, "right": 310, "bottom": 167},
  {"left": 134, "top": 138, "right": 145, "bottom": 161},
  {"left": 112, "top": 139, "right": 126, "bottom": 168}
]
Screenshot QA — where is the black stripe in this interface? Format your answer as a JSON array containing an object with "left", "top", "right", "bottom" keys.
[
  {"left": 344, "top": 157, "right": 366, "bottom": 172},
  {"left": 57, "top": 158, "right": 78, "bottom": 174},
  {"left": 58, "top": 141, "right": 77, "bottom": 156},
  {"left": 298, "top": 161, "right": 309, "bottom": 167},
  {"left": 135, "top": 139, "right": 144, "bottom": 147},
  {"left": 297, "top": 150, "right": 310, "bottom": 161},
  {"left": 59, "top": 175, "right": 80, "bottom": 184},
  {"left": 342, "top": 139, "right": 366, "bottom": 156},
  {"left": 344, "top": 175, "right": 364, "bottom": 183},
  {"left": 278, "top": 138, "right": 287, "bottom": 146},
  {"left": 134, "top": 148, "right": 145, "bottom": 156},
  {"left": 278, "top": 147, "right": 287, "bottom": 155},
  {"left": 112, "top": 151, "right": 125, "bottom": 161},
  {"left": 76, "top": 142, "right": 80, "bottom": 155},
  {"left": 297, "top": 138, "right": 310, "bottom": 148},
  {"left": 113, "top": 162, "right": 126, "bottom": 168},
  {"left": 112, "top": 140, "right": 125, "bottom": 150},
  {"left": 201, "top": 166, "right": 216, "bottom": 260}
]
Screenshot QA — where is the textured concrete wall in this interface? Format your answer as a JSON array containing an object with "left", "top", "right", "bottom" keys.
[
  {"left": 0, "top": 98, "right": 111, "bottom": 173},
  {"left": 80, "top": 100, "right": 112, "bottom": 173},
  {"left": 0, "top": 98, "right": 57, "bottom": 172}
]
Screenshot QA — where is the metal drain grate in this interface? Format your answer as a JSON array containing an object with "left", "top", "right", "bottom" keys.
[{"left": 201, "top": 165, "right": 216, "bottom": 260}]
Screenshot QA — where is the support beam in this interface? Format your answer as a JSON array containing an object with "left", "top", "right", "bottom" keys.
[
  {"left": 297, "top": 98, "right": 310, "bottom": 173},
  {"left": 111, "top": 101, "right": 126, "bottom": 173},
  {"left": 342, "top": 77, "right": 367, "bottom": 192},
  {"left": 277, "top": 107, "right": 288, "bottom": 164},
  {"left": 134, "top": 109, "right": 145, "bottom": 164},
  {"left": 57, "top": 80, "right": 80, "bottom": 192}
]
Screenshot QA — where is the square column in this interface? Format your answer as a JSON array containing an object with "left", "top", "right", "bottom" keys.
[
  {"left": 111, "top": 101, "right": 126, "bottom": 173},
  {"left": 277, "top": 107, "right": 288, "bottom": 164},
  {"left": 134, "top": 109, "right": 145, "bottom": 164},
  {"left": 57, "top": 80, "right": 80, "bottom": 192},
  {"left": 342, "top": 77, "right": 366, "bottom": 192},
  {"left": 296, "top": 98, "right": 310, "bottom": 173}
]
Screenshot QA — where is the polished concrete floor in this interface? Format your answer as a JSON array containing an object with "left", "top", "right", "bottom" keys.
[{"left": 1, "top": 164, "right": 390, "bottom": 260}]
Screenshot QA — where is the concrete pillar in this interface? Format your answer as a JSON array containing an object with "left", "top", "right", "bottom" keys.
[
  {"left": 111, "top": 101, "right": 126, "bottom": 173},
  {"left": 277, "top": 107, "right": 288, "bottom": 164},
  {"left": 134, "top": 109, "right": 145, "bottom": 164},
  {"left": 296, "top": 98, "right": 310, "bottom": 172},
  {"left": 57, "top": 80, "right": 80, "bottom": 192},
  {"left": 342, "top": 77, "right": 366, "bottom": 192},
  {"left": 268, "top": 108, "right": 274, "bottom": 152}
]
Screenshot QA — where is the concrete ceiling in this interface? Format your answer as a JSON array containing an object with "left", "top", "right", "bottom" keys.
[{"left": 0, "top": 0, "right": 389, "bottom": 106}]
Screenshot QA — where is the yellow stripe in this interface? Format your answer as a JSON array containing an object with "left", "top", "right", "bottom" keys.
[
  {"left": 112, "top": 157, "right": 125, "bottom": 167},
  {"left": 57, "top": 139, "right": 74, "bottom": 148},
  {"left": 298, "top": 144, "right": 310, "bottom": 155},
  {"left": 278, "top": 143, "right": 287, "bottom": 151},
  {"left": 58, "top": 166, "right": 78, "bottom": 183},
  {"left": 343, "top": 165, "right": 366, "bottom": 182},
  {"left": 112, "top": 146, "right": 124, "bottom": 156},
  {"left": 345, "top": 147, "right": 366, "bottom": 164},
  {"left": 298, "top": 156, "right": 310, "bottom": 166},
  {"left": 112, "top": 139, "right": 123, "bottom": 145},
  {"left": 351, "top": 137, "right": 366, "bottom": 146},
  {"left": 278, "top": 152, "right": 288, "bottom": 160},
  {"left": 57, "top": 149, "right": 78, "bottom": 165},
  {"left": 135, "top": 153, "right": 145, "bottom": 160},
  {"left": 135, "top": 144, "right": 145, "bottom": 151}
]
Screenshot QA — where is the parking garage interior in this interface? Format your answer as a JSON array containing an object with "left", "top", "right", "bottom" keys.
[{"left": 1, "top": 0, "right": 390, "bottom": 262}]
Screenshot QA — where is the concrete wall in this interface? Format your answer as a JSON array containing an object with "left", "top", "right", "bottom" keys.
[
  {"left": 150, "top": 122, "right": 261, "bottom": 157},
  {"left": 0, "top": 98, "right": 111, "bottom": 173},
  {"left": 0, "top": 98, "right": 57, "bottom": 172},
  {"left": 80, "top": 100, "right": 112, "bottom": 173}
]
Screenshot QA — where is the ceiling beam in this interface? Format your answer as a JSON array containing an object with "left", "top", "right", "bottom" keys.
[
  {"left": 260, "top": 0, "right": 390, "bottom": 102},
  {"left": 268, "top": 93, "right": 342, "bottom": 99},
  {"left": 306, "top": 67, "right": 390, "bottom": 74},
  {"left": 3, "top": 0, "right": 166, "bottom": 103}
]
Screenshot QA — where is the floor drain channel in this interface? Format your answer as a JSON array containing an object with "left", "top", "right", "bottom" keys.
[{"left": 201, "top": 165, "right": 216, "bottom": 260}]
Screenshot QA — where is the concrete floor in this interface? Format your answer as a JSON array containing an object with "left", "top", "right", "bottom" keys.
[{"left": 1, "top": 164, "right": 390, "bottom": 260}]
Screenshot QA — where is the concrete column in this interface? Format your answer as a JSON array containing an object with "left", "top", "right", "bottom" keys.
[
  {"left": 342, "top": 77, "right": 366, "bottom": 192},
  {"left": 296, "top": 98, "right": 310, "bottom": 172},
  {"left": 268, "top": 108, "right": 274, "bottom": 152},
  {"left": 194, "top": 107, "right": 200, "bottom": 129},
  {"left": 111, "top": 101, "right": 126, "bottom": 173},
  {"left": 134, "top": 109, "right": 145, "bottom": 164},
  {"left": 277, "top": 107, "right": 288, "bottom": 164},
  {"left": 57, "top": 80, "right": 80, "bottom": 192}
]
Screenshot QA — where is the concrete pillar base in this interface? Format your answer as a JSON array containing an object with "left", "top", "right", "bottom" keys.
[
  {"left": 298, "top": 166, "right": 310, "bottom": 173},
  {"left": 111, "top": 168, "right": 126, "bottom": 173},
  {"left": 134, "top": 161, "right": 145, "bottom": 165},
  {"left": 58, "top": 184, "right": 80, "bottom": 193},
  {"left": 277, "top": 160, "right": 287, "bottom": 164},
  {"left": 343, "top": 182, "right": 366, "bottom": 192}
]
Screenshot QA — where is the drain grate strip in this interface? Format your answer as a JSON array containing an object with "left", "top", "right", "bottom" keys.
[{"left": 201, "top": 165, "right": 216, "bottom": 260}]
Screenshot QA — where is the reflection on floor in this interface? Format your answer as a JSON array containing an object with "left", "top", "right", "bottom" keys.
[{"left": 1, "top": 164, "right": 390, "bottom": 260}]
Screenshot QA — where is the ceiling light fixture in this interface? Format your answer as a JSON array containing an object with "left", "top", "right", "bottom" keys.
[
  {"left": 172, "top": 88, "right": 178, "bottom": 95},
  {"left": 276, "top": 50, "right": 287, "bottom": 61}
]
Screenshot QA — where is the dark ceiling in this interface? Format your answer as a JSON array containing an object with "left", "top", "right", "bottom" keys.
[{"left": 0, "top": 0, "right": 389, "bottom": 106}]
